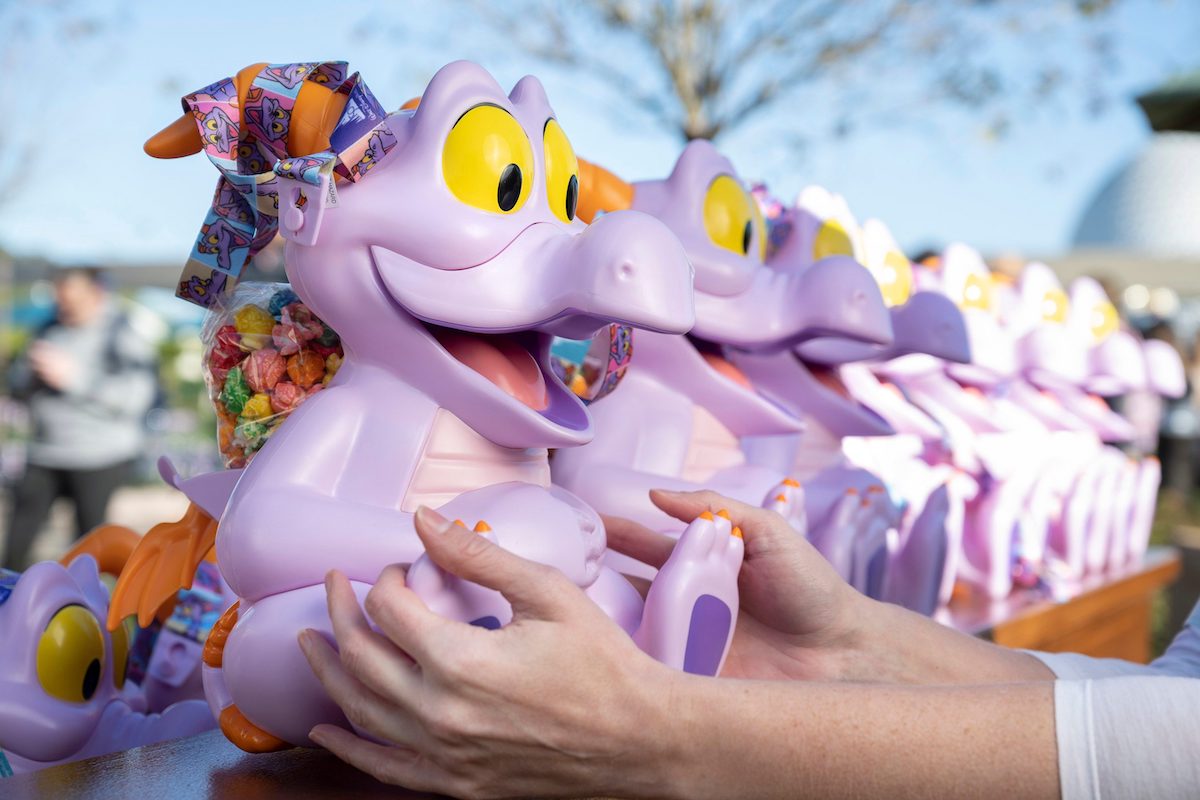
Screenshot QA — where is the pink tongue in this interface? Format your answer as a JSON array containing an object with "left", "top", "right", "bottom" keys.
[{"left": 438, "top": 332, "right": 549, "bottom": 411}]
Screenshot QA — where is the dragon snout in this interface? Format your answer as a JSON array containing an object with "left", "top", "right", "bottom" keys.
[
  {"left": 799, "top": 256, "right": 893, "bottom": 345},
  {"left": 565, "top": 210, "right": 695, "bottom": 336}
]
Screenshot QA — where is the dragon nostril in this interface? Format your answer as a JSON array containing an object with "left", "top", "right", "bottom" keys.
[
  {"left": 853, "top": 290, "right": 865, "bottom": 303},
  {"left": 617, "top": 262, "right": 635, "bottom": 280}
]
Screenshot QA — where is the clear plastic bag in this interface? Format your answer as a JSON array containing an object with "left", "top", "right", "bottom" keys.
[{"left": 201, "top": 282, "right": 343, "bottom": 468}]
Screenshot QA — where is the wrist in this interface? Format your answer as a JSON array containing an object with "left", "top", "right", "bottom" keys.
[
  {"left": 811, "top": 585, "right": 881, "bottom": 682},
  {"left": 607, "top": 658, "right": 697, "bottom": 799}
]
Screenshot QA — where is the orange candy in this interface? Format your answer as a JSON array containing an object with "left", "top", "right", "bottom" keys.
[{"left": 286, "top": 349, "right": 326, "bottom": 388}]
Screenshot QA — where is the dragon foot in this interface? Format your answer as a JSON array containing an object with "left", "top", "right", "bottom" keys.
[
  {"left": 406, "top": 520, "right": 512, "bottom": 630},
  {"left": 218, "top": 705, "right": 288, "bottom": 754},
  {"left": 634, "top": 510, "right": 743, "bottom": 676},
  {"left": 764, "top": 477, "right": 806, "bottom": 533}
]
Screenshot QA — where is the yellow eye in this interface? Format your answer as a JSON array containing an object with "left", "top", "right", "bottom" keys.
[
  {"left": 960, "top": 273, "right": 993, "bottom": 312},
  {"left": 1041, "top": 289, "right": 1068, "bottom": 324},
  {"left": 1090, "top": 301, "right": 1119, "bottom": 343},
  {"left": 442, "top": 104, "right": 533, "bottom": 214},
  {"left": 813, "top": 220, "right": 855, "bottom": 260},
  {"left": 110, "top": 617, "right": 133, "bottom": 690},
  {"left": 543, "top": 119, "right": 579, "bottom": 223},
  {"left": 703, "top": 175, "right": 764, "bottom": 260},
  {"left": 37, "top": 605, "right": 105, "bottom": 703},
  {"left": 873, "top": 250, "right": 914, "bottom": 307}
]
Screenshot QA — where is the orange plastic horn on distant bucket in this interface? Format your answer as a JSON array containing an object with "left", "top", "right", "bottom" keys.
[
  {"left": 143, "top": 62, "right": 350, "bottom": 161},
  {"left": 576, "top": 158, "right": 634, "bottom": 224}
]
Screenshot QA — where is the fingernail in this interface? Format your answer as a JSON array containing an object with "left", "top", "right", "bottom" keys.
[
  {"left": 308, "top": 726, "right": 326, "bottom": 745},
  {"left": 415, "top": 505, "right": 453, "bottom": 532},
  {"left": 297, "top": 629, "right": 312, "bottom": 650}
]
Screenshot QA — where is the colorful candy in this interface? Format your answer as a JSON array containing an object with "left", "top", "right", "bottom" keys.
[{"left": 203, "top": 284, "right": 344, "bottom": 467}]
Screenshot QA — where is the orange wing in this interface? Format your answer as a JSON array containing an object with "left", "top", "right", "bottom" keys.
[{"left": 106, "top": 501, "right": 219, "bottom": 631}]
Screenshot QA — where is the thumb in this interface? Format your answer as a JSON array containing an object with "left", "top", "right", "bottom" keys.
[{"left": 413, "top": 505, "right": 578, "bottom": 620}]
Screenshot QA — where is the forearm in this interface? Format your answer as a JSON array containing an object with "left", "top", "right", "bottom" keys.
[
  {"left": 838, "top": 596, "right": 1055, "bottom": 685},
  {"left": 639, "top": 673, "right": 1058, "bottom": 800}
]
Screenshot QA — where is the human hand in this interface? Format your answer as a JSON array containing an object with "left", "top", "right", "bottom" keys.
[
  {"left": 29, "top": 341, "right": 78, "bottom": 391},
  {"left": 300, "top": 506, "right": 679, "bottom": 799},
  {"left": 605, "top": 489, "right": 872, "bottom": 682}
]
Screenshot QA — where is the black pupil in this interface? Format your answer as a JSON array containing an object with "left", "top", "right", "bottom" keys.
[
  {"left": 742, "top": 220, "right": 753, "bottom": 255},
  {"left": 565, "top": 174, "right": 579, "bottom": 221},
  {"left": 82, "top": 658, "right": 100, "bottom": 700},
  {"left": 497, "top": 164, "right": 522, "bottom": 211}
]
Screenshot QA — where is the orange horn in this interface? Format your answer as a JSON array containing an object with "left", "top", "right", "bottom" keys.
[
  {"left": 400, "top": 96, "right": 421, "bottom": 111},
  {"left": 144, "top": 62, "right": 350, "bottom": 161},
  {"left": 576, "top": 158, "right": 633, "bottom": 224},
  {"left": 60, "top": 525, "right": 141, "bottom": 578}
]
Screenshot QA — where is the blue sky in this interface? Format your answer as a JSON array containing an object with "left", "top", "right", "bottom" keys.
[{"left": 0, "top": 0, "right": 1196, "bottom": 265}]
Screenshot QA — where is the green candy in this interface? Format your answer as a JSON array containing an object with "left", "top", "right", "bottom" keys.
[
  {"left": 236, "top": 418, "right": 271, "bottom": 451},
  {"left": 221, "top": 367, "right": 251, "bottom": 415},
  {"left": 317, "top": 323, "right": 340, "bottom": 348}
]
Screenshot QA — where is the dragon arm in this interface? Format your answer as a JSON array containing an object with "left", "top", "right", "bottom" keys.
[{"left": 215, "top": 487, "right": 424, "bottom": 602}]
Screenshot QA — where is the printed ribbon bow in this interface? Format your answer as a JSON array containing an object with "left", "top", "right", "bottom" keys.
[{"left": 177, "top": 61, "right": 398, "bottom": 308}]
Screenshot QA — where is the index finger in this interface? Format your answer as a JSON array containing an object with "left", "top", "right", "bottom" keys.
[{"left": 601, "top": 514, "right": 675, "bottom": 569}]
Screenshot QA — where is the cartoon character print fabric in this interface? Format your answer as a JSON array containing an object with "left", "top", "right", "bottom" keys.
[{"left": 176, "top": 62, "right": 397, "bottom": 308}]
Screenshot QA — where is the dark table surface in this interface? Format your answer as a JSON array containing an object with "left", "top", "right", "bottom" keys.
[{"left": 3, "top": 730, "right": 447, "bottom": 800}]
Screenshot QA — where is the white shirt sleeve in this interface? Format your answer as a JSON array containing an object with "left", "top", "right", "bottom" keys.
[
  {"left": 1051, "top": 676, "right": 1200, "bottom": 800},
  {"left": 1025, "top": 601, "right": 1200, "bottom": 799}
]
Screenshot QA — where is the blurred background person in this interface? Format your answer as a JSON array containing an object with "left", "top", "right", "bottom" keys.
[{"left": 3, "top": 266, "right": 157, "bottom": 569}]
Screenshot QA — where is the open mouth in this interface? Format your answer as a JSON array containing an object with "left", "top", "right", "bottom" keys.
[
  {"left": 791, "top": 352, "right": 893, "bottom": 433},
  {"left": 803, "top": 359, "right": 852, "bottom": 400},
  {"left": 426, "top": 324, "right": 557, "bottom": 412}
]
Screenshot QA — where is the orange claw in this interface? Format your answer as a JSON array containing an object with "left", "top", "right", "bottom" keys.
[
  {"left": 106, "top": 501, "right": 218, "bottom": 631},
  {"left": 473, "top": 520, "right": 492, "bottom": 533},
  {"left": 716, "top": 509, "right": 731, "bottom": 520},
  {"left": 782, "top": 478, "right": 800, "bottom": 488},
  {"left": 699, "top": 511, "right": 715, "bottom": 521},
  {"left": 774, "top": 494, "right": 788, "bottom": 503},
  {"left": 731, "top": 526, "right": 744, "bottom": 539},
  {"left": 219, "top": 704, "right": 288, "bottom": 754}
]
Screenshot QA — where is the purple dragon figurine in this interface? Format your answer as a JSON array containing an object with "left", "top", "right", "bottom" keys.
[
  {"left": 115, "top": 61, "right": 747, "bottom": 754},
  {"left": 735, "top": 186, "right": 969, "bottom": 614},
  {"left": 551, "top": 143, "right": 894, "bottom": 580},
  {"left": 0, "top": 548, "right": 213, "bottom": 774}
]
